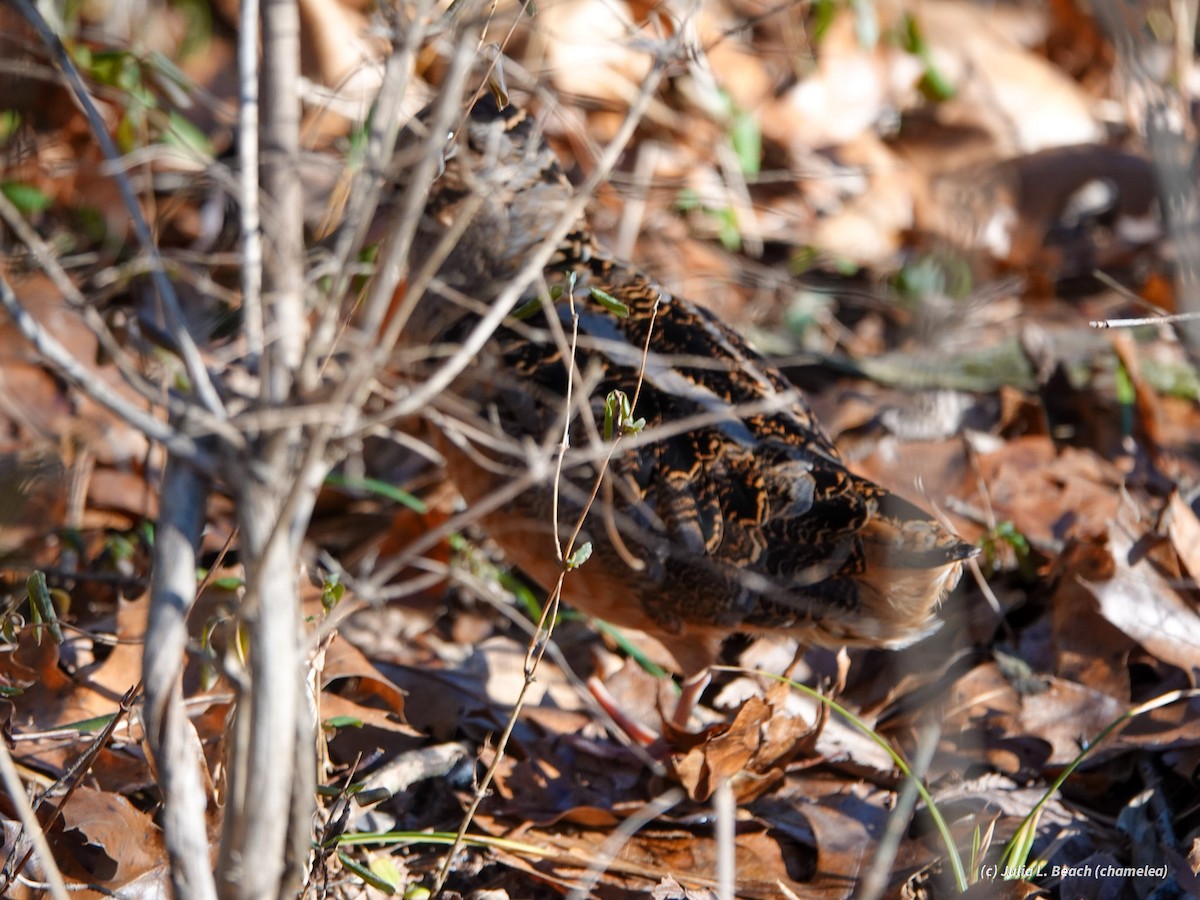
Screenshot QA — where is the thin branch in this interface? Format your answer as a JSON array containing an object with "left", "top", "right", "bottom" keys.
[
  {"left": 384, "top": 57, "right": 671, "bottom": 421},
  {"left": 258, "top": 0, "right": 306, "bottom": 394},
  {"left": 564, "top": 789, "right": 686, "bottom": 900},
  {"left": 145, "top": 454, "right": 217, "bottom": 900},
  {"left": 352, "top": 38, "right": 480, "bottom": 351},
  {"left": 715, "top": 778, "right": 735, "bottom": 900},
  {"left": 9, "top": 0, "right": 227, "bottom": 420},
  {"left": 362, "top": 385, "right": 799, "bottom": 593},
  {"left": 550, "top": 281, "right": 583, "bottom": 564},
  {"left": 0, "top": 741, "right": 69, "bottom": 900},
  {"left": 0, "top": 273, "right": 216, "bottom": 472},
  {"left": 0, "top": 189, "right": 242, "bottom": 451},
  {"left": 434, "top": 181, "right": 665, "bottom": 896},
  {"left": 216, "top": 0, "right": 313, "bottom": 896},
  {"left": 301, "top": 0, "right": 439, "bottom": 388},
  {"left": 430, "top": 566, "right": 565, "bottom": 895},
  {"left": 1090, "top": 310, "right": 1200, "bottom": 328},
  {"left": 5, "top": 685, "right": 140, "bottom": 897},
  {"left": 239, "top": 0, "right": 264, "bottom": 370}
]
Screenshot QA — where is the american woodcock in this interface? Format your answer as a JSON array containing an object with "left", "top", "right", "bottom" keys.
[{"left": 401, "top": 92, "right": 978, "bottom": 730}]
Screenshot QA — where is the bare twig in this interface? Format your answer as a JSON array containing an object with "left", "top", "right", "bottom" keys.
[
  {"left": 145, "top": 454, "right": 217, "bottom": 900},
  {"left": 0, "top": 274, "right": 216, "bottom": 471},
  {"left": 0, "top": 741, "right": 69, "bottom": 900},
  {"left": 301, "top": 0, "right": 439, "bottom": 389},
  {"left": 431, "top": 571, "right": 565, "bottom": 894},
  {"left": 384, "top": 56, "right": 671, "bottom": 422},
  {"left": 9, "top": 0, "right": 227, "bottom": 420},
  {"left": 715, "top": 778, "right": 735, "bottom": 900},
  {"left": 3, "top": 686, "right": 140, "bottom": 898},
  {"left": 432, "top": 199, "right": 665, "bottom": 900},
  {"left": 1090, "top": 310, "right": 1200, "bottom": 329},
  {"left": 352, "top": 38, "right": 481, "bottom": 354},
  {"left": 215, "top": 0, "right": 316, "bottom": 896},
  {"left": 564, "top": 789, "right": 686, "bottom": 900},
  {"left": 0, "top": 188, "right": 243, "bottom": 451},
  {"left": 239, "top": 0, "right": 264, "bottom": 370},
  {"left": 363, "top": 384, "right": 798, "bottom": 593},
  {"left": 551, "top": 280, "right": 583, "bottom": 564}
]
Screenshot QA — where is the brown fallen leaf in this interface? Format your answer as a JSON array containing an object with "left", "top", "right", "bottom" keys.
[
  {"left": 1084, "top": 518, "right": 1200, "bottom": 675},
  {"left": 49, "top": 786, "right": 165, "bottom": 888},
  {"left": 320, "top": 632, "right": 419, "bottom": 736},
  {"left": 669, "top": 682, "right": 822, "bottom": 803},
  {"left": 1165, "top": 489, "right": 1200, "bottom": 584}
]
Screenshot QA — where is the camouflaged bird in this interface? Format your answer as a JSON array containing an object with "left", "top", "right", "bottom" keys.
[{"left": 403, "top": 91, "right": 977, "bottom": 729}]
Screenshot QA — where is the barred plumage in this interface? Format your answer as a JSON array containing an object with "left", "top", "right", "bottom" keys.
[{"left": 403, "top": 92, "right": 977, "bottom": 729}]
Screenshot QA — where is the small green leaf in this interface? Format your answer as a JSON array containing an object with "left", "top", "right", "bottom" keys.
[
  {"left": 566, "top": 542, "right": 592, "bottom": 569},
  {"left": 355, "top": 787, "right": 393, "bottom": 807},
  {"left": 993, "top": 521, "right": 1030, "bottom": 558},
  {"left": 589, "top": 286, "right": 629, "bottom": 318},
  {"left": 324, "top": 716, "right": 364, "bottom": 730},
  {"left": 88, "top": 50, "right": 137, "bottom": 89},
  {"left": 369, "top": 856, "right": 406, "bottom": 891},
  {"left": 1, "top": 182, "right": 52, "bottom": 214},
  {"left": 604, "top": 389, "right": 643, "bottom": 440},
  {"left": 322, "top": 575, "right": 345, "bottom": 612},
  {"left": 511, "top": 297, "right": 543, "bottom": 320},
  {"left": 27, "top": 572, "right": 63, "bottom": 645},
  {"left": 163, "top": 110, "right": 213, "bottom": 157},
  {"left": 324, "top": 473, "right": 428, "bottom": 514},
  {"left": 676, "top": 188, "right": 701, "bottom": 211},
  {"left": 730, "top": 109, "right": 761, "bottom": 177},
  {"left": 901, "top": 13, "right": 955, "bottom": 101},
  {"left": 107, "top": 533, "right": 135, "bottom": 561},
  {"left": 337, "top": 851, "right": 397, "bottom": 894},
  {"left": 0, "top": 110, "right": 22, "bottom": 144},
  {"left": 811, "top": 0, "right": 836, "bottom": 42},
  {"left": 605, "top": 390, "right": 629, "bottom": 438},
  {"left": 1115, "top": 356, "right": 1136, "bottom": 405},
  {"left": 900, "top": 11, "right": 922, "bottom": 53},
  {"left": 498, "top": 571, "right": 543, "bottom": 621},
  {"left": 917, "top": 66, "right": 956, "bottom": 102},
  {"left": 717, "top": 207, "right": 742, "bottom": 252},
  {"left": 59, "top": 713, "right": 117, "bottom": 733}
]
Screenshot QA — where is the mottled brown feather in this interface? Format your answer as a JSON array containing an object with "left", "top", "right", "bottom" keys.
[{"left": 405, "top": 93, "right": 978, "bottom": 690}]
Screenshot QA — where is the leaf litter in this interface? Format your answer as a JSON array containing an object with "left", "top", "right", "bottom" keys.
[{"left": 0, "top": 0, "right": 1199, "bottom": 896}]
